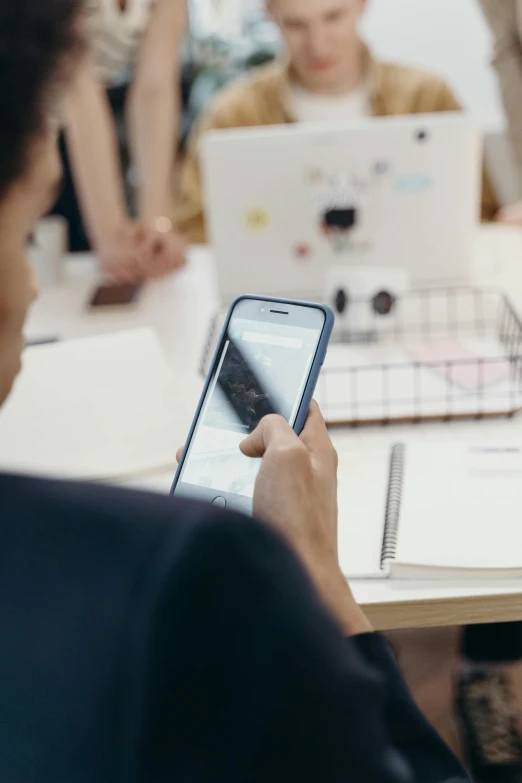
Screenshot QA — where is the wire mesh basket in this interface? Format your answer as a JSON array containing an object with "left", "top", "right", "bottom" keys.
[
  {"left": 199, "top": 287, "right": 522, "bottom": 428},
  {"left": 316, "top": 287, "right": 522, "bottom": 426}
]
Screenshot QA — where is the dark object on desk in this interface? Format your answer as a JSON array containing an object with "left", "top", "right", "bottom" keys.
[
  {"left": 89, "top": 283, "right": 142, "bottom": 309},
  {"left": 0, "top": 474, "right": 469, "bottom": 782}
]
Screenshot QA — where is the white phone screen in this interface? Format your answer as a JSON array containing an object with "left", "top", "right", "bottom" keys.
[{"left": 175, "top": 301, "right": 325, "bottom": 510}]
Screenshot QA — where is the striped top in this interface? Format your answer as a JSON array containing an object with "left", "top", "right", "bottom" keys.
[
  {"left": 86, "top": 0, "right": 154, "bottom": 86},
  {"left": 479, "top": 0, "right": 522, "bottom": 187}
]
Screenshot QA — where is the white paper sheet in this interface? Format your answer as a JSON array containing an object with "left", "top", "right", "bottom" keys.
[
  {"left": 0, "top": 330, "right": 183, "bottom": 481},
  {"left": 316, "top": 338, "right": 522, "bottom": 423},
  {"left": 337, "top": 450, "right": 390, "bottom": 578},
  {"left": 393, "top": 442, "right": 522, "bottom": 577}
]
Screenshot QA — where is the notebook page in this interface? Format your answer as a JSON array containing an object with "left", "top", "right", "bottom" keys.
[
  {"left": 0, "top": 329, "right": 184, "bottom": 481},
  {"left": 394, "top": 443, "right": 522, "bottom": 573},
  {"left": 337, "top": 450, "right": 390, "bottom": 578}
]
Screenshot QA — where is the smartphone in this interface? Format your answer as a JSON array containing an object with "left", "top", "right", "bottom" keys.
[
  {"left": 89, "top": 283, "right": 142, "bottom": 309},
  {"left": 172, "top": 295, "right": 334, "bottom": 515}
]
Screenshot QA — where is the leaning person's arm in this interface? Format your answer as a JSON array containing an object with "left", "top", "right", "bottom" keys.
[
  {"left": 427, "top": 78, "right": 499, "bottom": 222},
  {"left": 127, "top": 0, "right": 185, "bottom": 222},
  {"left": 478, "top": 0, "right": 522, "bottom": 188},
  {"left": 63, "top": 57, "right": 128, "bottom": 250},
  {"left": 136, "top": 513, "right": 470, "bottom": 783}
]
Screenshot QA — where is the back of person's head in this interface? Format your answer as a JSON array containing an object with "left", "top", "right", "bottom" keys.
[
  {"left": 0, "top": 0, "right": 83, "bottom": 200},
  {"left": 266, "top": 0, "right": 366, "bottom": 93},
  {"left": 0, "top": 0, "right": 83, "bottom": 406}
]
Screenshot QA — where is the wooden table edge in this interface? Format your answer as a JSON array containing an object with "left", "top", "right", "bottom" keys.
[{"left": 363, "top": 591, "right": 522, "bottom": 631}]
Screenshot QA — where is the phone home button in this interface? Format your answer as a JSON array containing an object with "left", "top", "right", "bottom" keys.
[{"left": 212, "top": 496, "right": 227, "bottom": 509}]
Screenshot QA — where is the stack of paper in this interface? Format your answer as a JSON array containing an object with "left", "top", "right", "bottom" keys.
[
  {"left": 0, "top": 330, "right": 185, "bottom": 481},
  {"left": 316, "top": 338, "right": 521, "bottom": 424}
]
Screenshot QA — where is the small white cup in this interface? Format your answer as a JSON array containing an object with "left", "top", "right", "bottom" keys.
[{"left": 29, "top": 216, "right": 68, "bottom": 287}]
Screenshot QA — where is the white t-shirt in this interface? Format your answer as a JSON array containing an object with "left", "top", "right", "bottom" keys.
[
  {"left": 289, "top": 82, "right": 371, "bottom": 124},
  {"left": 86, "top": 0, "right": 154, "bottom": 87}
]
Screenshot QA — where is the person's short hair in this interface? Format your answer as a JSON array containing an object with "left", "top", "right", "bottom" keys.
[{"left": 0, "top": 0, "right": 83, "bottom": 200}]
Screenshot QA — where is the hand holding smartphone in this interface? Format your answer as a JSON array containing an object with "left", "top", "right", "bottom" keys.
[{"left": 172, "top": 296, "right": 334, "bottom": 515}]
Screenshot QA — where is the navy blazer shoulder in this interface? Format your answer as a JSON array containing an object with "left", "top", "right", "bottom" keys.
[{"left": 0, "top": 474, "right": 469, "bottom": 782}]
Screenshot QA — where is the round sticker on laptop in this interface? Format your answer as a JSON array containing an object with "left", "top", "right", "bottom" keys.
[
  {"left": 244, "top": 208, "right": 270, "bottom": 231},
  {"left": 308, "top": 168, "right": 324, "bottom": 184},
  {"left": 293, "top": 242, "right": 312, "bottom": 261}
]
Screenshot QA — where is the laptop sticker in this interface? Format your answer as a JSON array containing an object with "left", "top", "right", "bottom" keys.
[
  {"left": 244, "top": 207, "right": 270, "bottom": 231},
  {"left": 373, "top": 160, "right": 390, "bottom": 176},
  {"left": 308, "top": 168, "right": 324, "bottom": 184},
  {"left": 310, "top": 164, "right": 391, "bottom": 254},
  {"left": 293, "top": 242, "right": 313, "bottom": 261},
  {"left": 395, "top": 174, "right": 433, "bottom": 193},
  {"left": 315, "top": 173, "right": 363, "bottom": 253}
]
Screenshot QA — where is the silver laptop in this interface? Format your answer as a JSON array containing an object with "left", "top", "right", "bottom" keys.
[{"left": 201, "top": 112, "right": 481, "bottom": 305}]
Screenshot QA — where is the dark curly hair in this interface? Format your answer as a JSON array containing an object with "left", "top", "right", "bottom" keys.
[{"left": 0, "top": 0, "right": 84, "bottom": 200}]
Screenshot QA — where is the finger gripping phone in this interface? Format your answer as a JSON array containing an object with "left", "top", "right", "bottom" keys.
[{"left": 171, "top": 295, "right": 334, "bottom": 515}]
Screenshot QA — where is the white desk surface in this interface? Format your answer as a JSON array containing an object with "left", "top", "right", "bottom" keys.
[{"left": 25, "top": 226, "right": 522, "bottom": 631}]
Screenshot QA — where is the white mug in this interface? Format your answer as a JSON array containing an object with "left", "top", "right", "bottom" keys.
[{"left": 29, "top": 216, "right": 68, "bottom": 287}]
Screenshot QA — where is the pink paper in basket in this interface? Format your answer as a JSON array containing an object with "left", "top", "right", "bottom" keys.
[{"left": 408, "top": 338, "right": 510, "bottom": 390}]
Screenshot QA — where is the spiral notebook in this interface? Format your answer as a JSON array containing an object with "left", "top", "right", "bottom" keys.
[{"left": 338, "top": 442, "right": 522, "bottom": 580}]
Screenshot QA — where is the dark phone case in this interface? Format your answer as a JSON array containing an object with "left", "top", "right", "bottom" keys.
[{"left": 171, "top": 295, "right": 335, "bottom": 495}]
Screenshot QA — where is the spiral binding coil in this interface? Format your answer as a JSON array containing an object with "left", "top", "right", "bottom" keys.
[{"left": 381, "top": 443, "right": 405, "bottom": 568}]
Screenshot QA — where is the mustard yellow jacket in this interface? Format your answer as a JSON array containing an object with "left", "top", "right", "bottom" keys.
[{"left": 176, "top": 48, "right": 498, "bottom": 243}]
